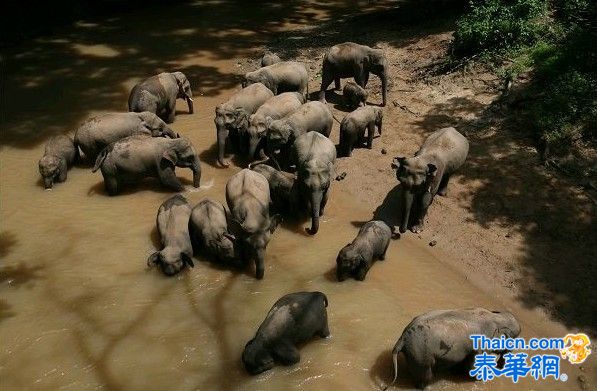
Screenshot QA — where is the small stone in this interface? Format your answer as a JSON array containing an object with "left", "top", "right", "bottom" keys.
[
  {"left": 429, "top": 240, "right": 437, "bottom": 247},
  {"left": 381, "top": 148, "right": 387, "bottom": 155},
  {"left": 505, "top": 232, "right": 512, "bottom": 238},
  {"left": 335, "top": 172, "right": 347, "bottom": 181}
]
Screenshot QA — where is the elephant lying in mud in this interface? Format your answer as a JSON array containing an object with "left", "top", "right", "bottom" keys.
[
  {"left": 74, "top": 112, "right": 178, "bottom": 161},
  {"left": 260, "top": 51, "right": 281, "bottom": 67},
  {"left": 250, "top": 163, "right": 297, "bottom": 214},
  {"left": 38, "top": 135, "right": 77, "bottom": 189},
  {"left": 243, "top": 61, "right": 309, "bottom": 96},
  {"left": 336, "top": 220, "right": 392, "bottom": 281},
  {"left": 92, "top": 135, "right": 201, "bottom": 195},
  {"left": 319, "top": 42, "right": 388, "bottom": 106},
  {"left": 148, "top": 194, "right": 194, "bottom": 276},
  {"left": 215, "top": 83, "right": 274, "bottom": 167},
  {"left": 343, "top": 81, "right": 368, "bottom": 109},
  {"left": 189, "top": 198, "right": 236, "bottom": 265},
  {"left": 242, "top": 291, "right": 330, "bottom": 375},
  {"left": 128, "top": 72, "right": 193, "bottom": 123},
  {"left": 339, "top": 106, "right": 383, "bottom": 157},
  {"left": 247, "top": 92, "right": 305, "bottom": 160},
  {"left": 383, "top": 308, "right": 521, "bottom": 390},
  {"left": 226, "top": 169, "right": 281, "bottom": 279},
  {"left": 291, "top": 131, "right": 336, "bottom": 235},
  {"left": 392, "top": 127, "right": 468, "bottom": 234}
]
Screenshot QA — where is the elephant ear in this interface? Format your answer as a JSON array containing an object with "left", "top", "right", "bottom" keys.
[
  {"left": 233, "top": 108, "right": 248, "bottom": 129},
  {"left": 161, "top": 148, "right": 178, "bottom": 168},
  {"left": 147, "top": 252, "right": 161, "bottom": 267},
  {"left": 425, "top": 163, "right": 438, "bottom": 191}
]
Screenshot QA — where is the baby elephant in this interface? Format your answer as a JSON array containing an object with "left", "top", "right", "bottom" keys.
[
  {"left": 343, "top": 81, "right": 368, "bottom": 109},
  {"left": 242, "top": 291, "right": 330, "bottom": 375},
  {"left": 250, "top": 163, "right": 297, "bottom": 214},
  {"left": 339, "top": 106, "right": 383, "bottom": 157},
  {"left": 384, "top": 308, "right": 521, "bottom": 390},
  {"left": 148, "top": 194, "right": 194, "bottom": 276},
  {"left": 189, "top": 199, "right": 236, "bottom": 265},
  {"left": 260, "top": 51, "right": 281, "bottom": 67},
  {"left": 38, "top": 135, "right": 77, "bottom": 189},
  {"left": 336, "top": 220, "right": 391, "bottom": 281}
]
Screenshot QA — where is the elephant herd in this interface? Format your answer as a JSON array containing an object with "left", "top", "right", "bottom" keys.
[{"left": 37, "top": 41, "right": 520, "bottom": 389}]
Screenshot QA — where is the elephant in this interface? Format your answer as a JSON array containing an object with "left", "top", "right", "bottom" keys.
[
  {"left": 250, "top": 163, "right": 298, "bottom": 214},
  {"left": 189, "top": 199, "right": 236, "bottom": 265},
  {"left": 243, "top": 61, "right": 309, "bottom": 96},
  {"left": 383, "top": 308, "right": 521, "bottom": 390},
  {"left": 92, "top": 135, "right": 201, "bottom": 195},
  {"left": 38, "top": 135, "right": 77, "bottom": 189},
  {"left": 128, "top": 71, "right": 193, "bottom": 124},
  {"left": 261, "top": 51, "right": 281, "bottom": 67},
  {"left": 336, "top": 220, "right": 392, "bottom": 281},
  {"left": 391, "top": 127, "right": 469, "bottom": 234},
  {"left": 247, "top": 92, "right": 305, "bottom": 160},
  {"left": 291, "top": 131, "right": 336, "bottom": 235},
  {"left": 225, "top": 169, "right": 281, "bottom": 279},
  {"left": 215, "top": 83, "right": 274, "bottom": 167},
  {"left": 343, "top": 80, "right": 368, "bottom": 109},
  {"left": 339, "top": 106, "right": 383, "bottom": 157},
  {"left": 74, "top": 112, "right": 178, "bottom": 162},
  {"left": 242, "top": 291, "right": 330, "bottom": 375},
  {"left": 319, "top": 42, "right": 388, "bottom": 107},
  {"left": 147, "top": 194, "right": 194, "bottom": 276},
  {"left": 265, "top": 101, "right": 333, "bottom": 167}
]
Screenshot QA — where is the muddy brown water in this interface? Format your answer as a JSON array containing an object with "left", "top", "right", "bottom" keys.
[{"left": 0, "top": 2, "right": 592, "bottom": 390}]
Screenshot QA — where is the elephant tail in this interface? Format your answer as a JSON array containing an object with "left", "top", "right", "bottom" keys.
[
  {"left": 382, "top": 337, "right": 405, "bottom": 391},
  {"left": 92, "top": 148, "right": 108, "bottom": 173}
]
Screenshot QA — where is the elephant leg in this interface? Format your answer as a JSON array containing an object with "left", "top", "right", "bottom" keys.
[
  {"left": 319, "top": 70, "right": 334, "bottom": 102},
  {"left": 319, "top": 189, "right": 329, "bottom": 216},
  {"left": 319, "top": 312, "right": 330, "bottom": 338},
  {"left": 104, "top": 175, "right": 119, "bottom": 196},
  {"left": 334, "top": 77, "right": 341, "bottom": 90},
  {"left": 58, "top": 169, "right": 67, "bottom": 183},
  {"left": 409, "top": 362, "right": 433, "bottom": 390},
  {"left": 367, "top": 123, "right": 375, "bottom": 149},
  {"left": 158, "top": 166, "right": 183, "bottom": 191},
  {"left": 411, "top": 192, "right": 432, "bottom": 233},
  {"left": 363, "top": 71, "right": 370, "bottom": 87},
  {"left": 272, "top": 341, "right": 300, "bottom": 366},
  {"left": 355, "top": 265, "right": 368, "bottom": 281},
  {"left": 255, "top": 249, "right": 265, "bottom": 279},
  {"left": 166, "top": 102, "right": 176, "bottom": 124},
  {"left": 437, "top": 174, "right": 451, "bottom": 196},
  {"left": 380, "top": 241, "right": 390, "bottom": 260}
]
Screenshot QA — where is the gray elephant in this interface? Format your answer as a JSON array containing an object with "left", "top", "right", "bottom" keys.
[
  {"left": 339, "top": 106, "right": 383, "bottom": 157},
  {"left": 243, "top": 61, "right": 309, "bottom": 96},
  {"left": 383, "top": 308, "right": 521, "bottom": 390},
  {"left": 291, "top": 131, "right": 336, "bottom": 235},
  {"left": 336, "top": 220, "right": 392, "bottom": 281},
  {"left": 242, "top": 291, "right": 330, "bottom": 375},
  {"left": 247, "top": 92, "right": 305, "bottom": 160},
  {"left": 92, "top": 135, "right": 201, "bottom": 195},
  {"left": 343, "top": 81, "right": 368, "bottom": 109},
  {"left": 147, "top": 194, "right": 194, "bottom": 276},
  {"left": 265, "top": 101, "right": 333, "bottom": 167},
  {"left": 260, "top": 51, "right": 281, "bottom": 67},
  {"left": 250, "top": 163, "right": 298, "bottom": 214},
  {"left": 128, "top": 71, "right": 193, "bottom": 124},
  {"left": 391, "top": 127, "right": 469, "bottom": 234},
  {"left": 74, "top": 112, "right": 178, "bottom": 162},
  {"left": 225, "top": 169, "right": 281, "bottom": 279},
  {"left": 319, "top": 42, "right": 388, "bottom": 107},
  {"left": 189, "top": 199, "right": 236, "bottom": 265},
  {"left": 215, "top": 83, "right": 274, "bottom": 167},
  {"left": 38, "top": 135, "right": 77, "bottom": 189}
]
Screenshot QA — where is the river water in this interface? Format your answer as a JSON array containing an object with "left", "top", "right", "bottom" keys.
[{"left": 0, "top": 1, "right": 592, "bottom": 390}]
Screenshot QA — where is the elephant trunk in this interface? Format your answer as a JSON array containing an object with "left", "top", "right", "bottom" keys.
[
  {"left": 186, "top": 97, "right": 194, "bottom": 114},
  {"left": 216, "top": 123, "right": 229, "bottom": 167},
  {"left": 400, "top": 189, "right": 414, "bottom": 234},
  {"left": 43, "top": 176, "right": 53, "bottom": 190},
  {"left": 308, "top": 191, "right": 322, "bottom": 235},
  {"left": 248, "top": 137, "right": 260, "bottom": 161},
  {"left": 192, "top": 157, "right": 202, "bottom": 188}
]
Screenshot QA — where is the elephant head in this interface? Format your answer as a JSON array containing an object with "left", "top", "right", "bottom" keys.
[
  {"left": 373, "top": 106, "right": 384, "bottom": 129},
  {"left": 243, "top": 71, "right": 273, "bottom": 92},
  {"left": 265, "top": 117, "right": 293, "bottom": 154},
  {"left": 298, "top": 159, "right": 333, "bottom": 235},
  {"left": 213, "top": 232, "right": 236, "bottom": 264},
  {"left": 368, "top": 49, "right": 388, "bottom": 106},
  {"left": 173, "top": 71, "right": 194, "bottom": 114},
  {"left": 391, "top": 157, "right": 437, "bottom": 233},
  {"left": 242, "top": 338, "right": 274, "bottom": 375},
  {"left": 336, "top": 246, "right": 364, "bottom": 281},
  {"left": 162, "top": 138, "right": 202, "bottom": 187},
  {"left": 137, "top": 111, "right": 178, "bottom": 138},
  {"left": 489, "top": 310, "right": 521, "bottom": 340},
  {"left": 214, "top": 104, "right": 250, "bottom": 166},
  {"left": 147, "top": 248, "right": 194, "bottom": 276},
  {"left": 39, "top": 155, "right": 65, "bottom": 189},
  {"left": 247, "top": 114, "right": 268, "bottom": 159}
]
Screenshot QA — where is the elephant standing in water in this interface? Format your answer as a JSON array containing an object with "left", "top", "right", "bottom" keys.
[
  {"left": 383, "top": 308, "right": 520, "bottom": 390},
  {"left": 38, "top": 135, "right": 77, "bottom": 189},
  {"left": 391, "top": 127, "right": 469, "bottom": 233},
  {"left": 128, "top": 72, "right": 193, "bottom": 123},
  {"left": 92, "top": 135, "right": 201, "bottom": 195},
  {"left": 291, "top": 131, "right": 336, "bottom": 235},
  {"left": 189, "top": 198, "right": 236, "bottom": 265},
  {"left": 74, "top": 112, "right": 178, "bottom": 162},
  {"left": 226, "top": 169, "right": 281, "bottom": 279},
  {"left": 215, "top": 83, "right": 274, "bottom": 167},
  {"left": 319, "top": 42, "right": 388, "bottom": 107}
]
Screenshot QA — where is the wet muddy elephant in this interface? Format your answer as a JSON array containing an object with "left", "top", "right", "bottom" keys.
[
  {"left": 38, "top": 135, "right": 77, "bottom": 189},
  {"left": 391, "top": 127, "right": 469, "bottom": 234},
  {"left": 92, "top": 135, "right": 201, "bottom": 195},
  {"left": 319, "top": 42, "right": 388, "bottom": 106},
  {"left": 128, "top": 71, "right": 193, "bottom": 124},
  {"left": 384, "top": 308, "right": 520, "bottom": 390},
  {"left": 215, "top": 83, "right": 274, "bottom": 167},
  {"left": 74, "top": 111, "right": 178, "bottom": 162},
  {"left": 189, "top": 198, "right": 236, "bottom": 265},
  {"left": 225, "top": 169, "right": 281, "bottom": 279},
  {"left": 243, "top": 61, "right": 309, "bottom": 97},
  {"left": 291, "top": 131, "right": 336, "bottom": 235}
]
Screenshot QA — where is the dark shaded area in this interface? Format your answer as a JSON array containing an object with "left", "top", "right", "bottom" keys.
[
  {"left": 0, "top": 231, "right": 18, "bottom": 258},
  {"left": 0, "top": 262, "right": 45, "bottom": 288}
]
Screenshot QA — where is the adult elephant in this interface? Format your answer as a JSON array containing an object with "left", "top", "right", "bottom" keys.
[
  {"left": 215, "top": 83, "right": 274, "bottom": 167},
  {"left": 291, "top": 132, "right": 336, "bottom": 235},
  {"left": 92, "top": 135, "right": 201, "bottom": 195},
  {"left": 243, "top": 61, "right": 309, "bottom": 96},
  {"left": 128, "top": 71, "right": 193, "bottom": 123},
  {"left": 74, "top": 112, "right": 178, "bottom": 162},
  {"left": 319, "top": 42, "right": 388, "bottom": 107}
]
